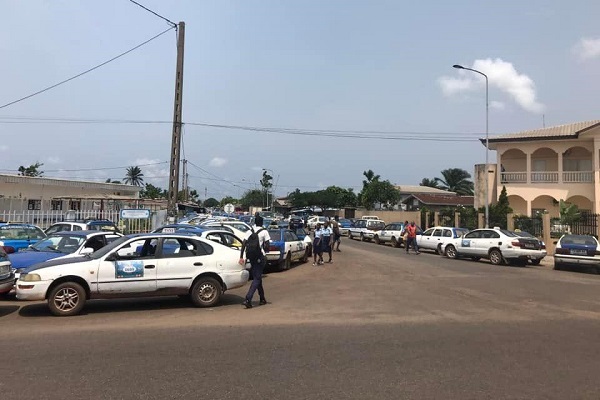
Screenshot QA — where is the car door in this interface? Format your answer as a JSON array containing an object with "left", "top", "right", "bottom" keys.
[
  {"left": 459, "top": 231, "right": 480, "bottom": 256},
  {"left": 155, "top": 237, "right": 213, "bottom": 293},
  {"left": 96, "top": 238, "right": 158, "bottom": 294},
  {"left": 470, "top": 230, "right": 499, "bottom": 256},
  {"left": 418, "top": 228, "right": 435, "bottom": 250},
  {"left": 285, "top": 231, "right": 304, "bottom": 261}
]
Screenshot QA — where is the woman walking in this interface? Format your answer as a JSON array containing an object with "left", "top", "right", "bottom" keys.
[{"left": 312, "top": 223, "right": 324, "bottom": 265}]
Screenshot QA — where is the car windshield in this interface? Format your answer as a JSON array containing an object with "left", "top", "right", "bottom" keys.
[
  {"left": 0, "top": 225, "right": 46, "bottom": 240},
  {"left": 32, "top": 235, "right": 85, "bottom": 254},
  {"left": 89, "top": 236, "right": 131, "bottom": 259},
  {"left": 268, "top": 230, "right": 282, "bottom": 241}
]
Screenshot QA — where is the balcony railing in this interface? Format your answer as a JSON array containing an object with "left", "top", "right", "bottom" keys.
[
  {"left": 563, "top": 171, "right": 594, "bottom": 183},
  {"left": 501, "top": 171, "right": 594, "bottom": 184}
]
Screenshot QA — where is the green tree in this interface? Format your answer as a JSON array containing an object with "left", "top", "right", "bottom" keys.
[
  {"left": 140, "top": 183, "right": 165, "bottom": 199},
  {"left": 203, "top": 197, "right": 219, "bottom": 208},
  {"left": 105, "top": 178, "right": 122, "bottom": 184},
  {"left": 361, "top": 179, "right": 400, "bottom": 210},
  {"left": 123, "top": 166, "right": 144, "bottom": 186},
  {"left": 220, "top": 196, "right": 238, "bottom": 207},
  {"left": 18, "top": 162, "right": 44, "bottom": 177},
  {"left": 487, "top": 185, "right": 513, "bottom": 228},
  {"left": 559, "top": 200, "right": 581, "bottom": 228},
  {"left": 240, "top": 189, "right": 264, "bottom": 208},
  {"left": 435, "top": 168, "right": 474, "bottom": 195},
  {"left": 419, "top": 178, "right": 439, "bottom": 188}
]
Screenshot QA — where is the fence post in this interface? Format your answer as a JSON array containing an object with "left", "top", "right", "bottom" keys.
[
  {"left": 454, "top": 212, "right": 460, "bottom": 228},
  {"left": 478, "top": 213, "right": 485, "bottom": 229},
  {"left": 434, "top": 211, "right": 439, "bottom": 227},
  {"left": 507, "top": 213, "right": 514, "bottom": 231}
]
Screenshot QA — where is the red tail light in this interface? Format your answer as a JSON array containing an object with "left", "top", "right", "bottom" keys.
[
  {"left": 268, "top": 245, "right": 279, "bottom": 252},
  {"left": 511, "top": 240, "right": 521, "bottom": 247},
  {"left": 2, "top": 246, "right": 15, "bottom": 254}
]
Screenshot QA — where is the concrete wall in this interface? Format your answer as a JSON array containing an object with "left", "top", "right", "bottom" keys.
[{"left": 474, "top": 163, "right": 497, "bottom": 210}]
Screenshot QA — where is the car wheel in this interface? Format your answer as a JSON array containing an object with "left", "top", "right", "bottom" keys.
[
  {"left": 436, "top": 244, "right": 443, "bottom": 255},
  {"left": 348, "top": 233, "right": 353, "bottom": 240},
  {"left": 553, "top": 262, "right": 562, "bottom": 271},
  {"left": 191, "top": 277, "right": 222, "bottom": 308},
  {"left": 445, "top": 245, "right": 457, "bottom": 259},
  {"left": 279, "top": 253, "right": 292, "bottom": 271},
  {"left": 48, "top": 281, "right": 86, "bottom": 317},
  {"left": 391, "top": 237, "right": 398, "bottom": 248},
  {"left": 529, "top": 259, "right": 541, "bottom": 266},
  {"left": 374, "top": 235, "right": 381, "bottom": 245},
  {"left": 302, "top": 247, "right": 309, "bottom": 263},
  {"left": 360, "top": 233, "right": 365, "bottom": 242},
  {"left": 489, "top": 249, "right": 504, "bottom": 265}
]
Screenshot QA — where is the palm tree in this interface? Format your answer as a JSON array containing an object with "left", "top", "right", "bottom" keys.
[
  {"left": 419, "top": 178, "right": 440, "bottom": 189},
  {"left": 435, "top": 168, "right": 474, "bottom": 195},
  {"left": 124, "top": 166, "right": 144, "bottom": 186}
]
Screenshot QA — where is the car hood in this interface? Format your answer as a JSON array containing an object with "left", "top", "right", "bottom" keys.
[
  {"left": 9, "top": 251, "right": 67, "bottom": 269},
  {"left": 22, "top": 256, "right": 90, "bottom": 274}
]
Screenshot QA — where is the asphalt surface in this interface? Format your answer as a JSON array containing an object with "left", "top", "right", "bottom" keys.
[{"left": 2, "top": 237, "right": 600, "bottom": 399}]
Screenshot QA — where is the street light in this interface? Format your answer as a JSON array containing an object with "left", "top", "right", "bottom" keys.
[{"left": 453, "top": 64, "right": 489, "bottom": 228}]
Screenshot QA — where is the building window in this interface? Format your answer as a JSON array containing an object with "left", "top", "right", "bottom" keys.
[
  {"left": 69, "top": 200, "right": 81, "bottom": 210},
  {"left": 51, "top": 200, "right": 63, "bottom": 210},
  {"left": 28, "top": 200, "right": 41, "bottom": 210}
]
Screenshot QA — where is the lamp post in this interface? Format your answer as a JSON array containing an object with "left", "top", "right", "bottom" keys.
[{"left": 453, "top": 64, "right": 489, "bottom": 228}]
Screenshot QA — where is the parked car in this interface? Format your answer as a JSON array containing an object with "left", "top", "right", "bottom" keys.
[
  {"left": 0, "top": 223, "right": 47, "bottom": 252},
  {"left": 152, "top": 224, "right": 209, "bottom": 234},
  {"left": 265, "top": 229, "right": 308, "bottom": 271},
  {"left": 373, "top": 222, "right": 407, "bottom": 247},
  {"left": 16, "top": 232, "right": 250, "bottom": 316},
  {"left": 201, "top": 221, "right": 253, "bottom": 240},
  {"left": 288, "top": 216, "right": 305, "bottom": 229},
  {"left": 338, "top": 219, "right": 354, "bottom": 236},
  {"left": 348, "top": 219, "right": 386, "bottom": 242},
  {"left": 45, "top": 219, "right": 120, "bottom": 234},
  {"left": 441, "top": 228, "right": 546, "bottom": 265},
  {"left": 292, "top": 228, "right": 313, "bottom": 258},
  {"left": 554, "top": 234, "right": 600, "bottom": 273},
  {"left": 306, "top": 216, "right": 327, "bottom": 230},
  {"left": 417, "top": 226, "right": 470, "bottom": 254},
  {"left": 0, "top": 246, "right": 14, "bottom": 295}
]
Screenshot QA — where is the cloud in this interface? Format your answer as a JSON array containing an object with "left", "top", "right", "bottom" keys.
[
  {"left": 490, "top": 101, "right": 505, "bottom": 110},
  {"left": 0, "top": 145, "right": 8, "bottom": 151},
  {"left": 209, "top": 157, "right": 227, "bottom": 168},
  {"left": 439, "top": 58, "right": 544, "bottom": 113},
  {"left": 573, "top": 37, "right": 600, "bottom": 60}
]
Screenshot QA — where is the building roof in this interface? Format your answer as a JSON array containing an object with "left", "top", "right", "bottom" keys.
[
  {"left": 395, "top": 185, "right": 456, "bottom": 195},
  {"left": 402, "top": 193, "right": 474, "bottom": 207},
  {"left": 0, "top": 173, "right": 141, "bottom": 191},
  {"left": 486, "top": 120, "right": 600, "bottom": 144}
]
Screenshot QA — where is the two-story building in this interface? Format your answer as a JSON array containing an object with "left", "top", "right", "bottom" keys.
[{"left": 482, "top": 120, "right": 600, "bottom": 217}]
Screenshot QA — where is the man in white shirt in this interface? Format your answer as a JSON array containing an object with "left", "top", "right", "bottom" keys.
[{"left": 239, "top": 214, "right": 271, "bottom": 308}]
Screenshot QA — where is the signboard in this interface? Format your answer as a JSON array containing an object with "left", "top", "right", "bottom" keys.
[
  {"left": 224, "top": 203, "right": 235, "bottom": 214},
  {"left": 120, "top": 209, "right": 151, "bottom": 219},
  {"left": 115, "top": 261, "right": 144, "bottom": 279}
]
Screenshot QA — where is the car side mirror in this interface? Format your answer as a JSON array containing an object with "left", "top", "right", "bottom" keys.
[{"left": 80, "top": 247, "right": 94, "bottom": 255}]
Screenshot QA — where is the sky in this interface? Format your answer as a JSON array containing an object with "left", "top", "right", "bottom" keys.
[{"left": 1, "top": 0, "right": 600, "bottom": 201}]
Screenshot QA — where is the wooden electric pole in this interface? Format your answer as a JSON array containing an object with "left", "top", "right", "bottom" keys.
[
  {"left": 167, "top": 21, "right": 185, "bottom": 216},
  {"left": 181, "top": 159, "right": 188, "bottom": 202}
]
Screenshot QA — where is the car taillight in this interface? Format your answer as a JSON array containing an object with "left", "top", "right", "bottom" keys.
[
  {"left": 555, "top": 248, "right": 569, "bottom": 254},
  {"left": 511, "top": 240, "right": 521, "bottom": 247},
  {"left": 268, "top": 245, "right": 278, "bottom": 252}
]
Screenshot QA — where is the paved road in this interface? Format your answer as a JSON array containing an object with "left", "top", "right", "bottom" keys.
[{"left": 2, "top": 238, "right": 600, "bottom": 399}]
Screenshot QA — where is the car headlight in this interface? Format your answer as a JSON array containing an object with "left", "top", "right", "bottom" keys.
[{"left": 20, "top": 273, "right": 41, "bottom": 282}]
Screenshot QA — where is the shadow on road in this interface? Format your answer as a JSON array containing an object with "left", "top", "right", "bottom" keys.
[
  {"left": 0, "top": 305, "right": 20, "bottom": 318},
  {"left": 18, "top": 293, "right": 246, "bottom": 318}
]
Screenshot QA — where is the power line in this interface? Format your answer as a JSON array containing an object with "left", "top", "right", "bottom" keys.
[
  {"left": 128, "top": 0, "right": 177, "bottom": 27},
  {"left": 0, "top": 115, "right": 483, "bottom": 141},
  {"left": 0, "top": 27, "right": 175, "bottom": 110}
]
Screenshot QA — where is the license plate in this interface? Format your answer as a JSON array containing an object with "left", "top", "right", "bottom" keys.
[
  {"left": 523, "top": 243, "right": 536, "bottom": 249},
  {"left": 162, "top": 228, "right": 176, "bottom": 233},
  {"left": 570, "top": 249, "right": 587, "bottom": 256}
]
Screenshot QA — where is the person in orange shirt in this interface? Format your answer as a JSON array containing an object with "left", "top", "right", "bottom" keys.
[{"left": 405, "top": 221, "right": 420, "bottom": 255}]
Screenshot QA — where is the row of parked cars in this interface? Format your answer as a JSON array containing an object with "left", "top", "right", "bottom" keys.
[
  {"left": 0, "top": 216, "right": 315, "bottom": 316},
  {"left": 341, "top": 216, "right": 600, "bottom": 273}
]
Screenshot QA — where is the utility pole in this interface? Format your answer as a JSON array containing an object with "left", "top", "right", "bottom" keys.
[
  {"left": 167, "top": 21, "right": 185, "bottom": 216},
  {"left": 181, "top": 159, "right": 188, "bottom": 202}
]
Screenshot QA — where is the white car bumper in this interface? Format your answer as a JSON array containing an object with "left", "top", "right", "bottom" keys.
[
  {"left": 221, "top": 270, "right": 250, "bottom": 290},
  {"left": 554, "top": 255, "right": 600, "bottom": 266},
  {"left": 0, "top": 272, "right": 15, "bottom": 294},
  {"left": 15, "top": 279, "right": 52, "bottom": 301},
  {"left": 502, "top": 249, "right": 547, "bottom": 260}
]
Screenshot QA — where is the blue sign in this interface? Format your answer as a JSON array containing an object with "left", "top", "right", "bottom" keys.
[{"left": 115, "top": 260, "right": 144, "bottom": 279}]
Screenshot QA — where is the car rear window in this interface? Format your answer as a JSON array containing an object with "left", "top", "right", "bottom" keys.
[{"left": 560, "top": 235, "right": 598, "bottom": 246}]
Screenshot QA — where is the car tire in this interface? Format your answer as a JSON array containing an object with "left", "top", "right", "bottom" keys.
[
  {"left": 554, "top": 262, "right": 562, "bottom": 271},
  {"left": 279, "top": 253, "right": 292, "bottom": 271},
  {"left": 529, "top": 259, "right": 541, "bottom": 266},
  {"left": 489, "top": 249, "right": 504, "bottom": 265},
  {"left": 302, "top": 248, "right": 309, "bottom": 263},
  {"left": 436, "top": 244, "right": 443, "bottom": 255},
  {"left": 374, "top": 235, "right": 381, "bottom": 245},
  {"left": 191, "top": 277, "right": 222, "bottom": 308},
  {"left": 360, "top": 233, "right": 365, "bottom": 242},
  {"left": 445, "top": 245, "right": 457, "bottom": 259},
  {"left": 391, "top": 237, "right": 399, "bottom": 248},
  {"left": 48, "top": 281, "right": 86, "bottom": 317}
]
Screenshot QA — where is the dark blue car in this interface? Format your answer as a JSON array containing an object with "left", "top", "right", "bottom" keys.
[{"left": 554, "top": 234, "right": 600, "bottom": 273}]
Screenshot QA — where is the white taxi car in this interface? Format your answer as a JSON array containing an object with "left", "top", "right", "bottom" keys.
[
  {"left": 417, "top": 226, "right": 470, "bottom": 254},
  {"left": 16, "top": 232, "right": 250, "bottom": 316},
  {"left": 373, "top": 222, "right": 405, "bottom": 247},
  {"left": 441, "top": 228, "right": 546, "bottom": 265}
]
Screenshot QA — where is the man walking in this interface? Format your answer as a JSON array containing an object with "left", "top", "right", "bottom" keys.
[
  {"left": 239, "top": 214, "right": 271, "bottom": 308},
  {"left": 405, "top": 221, "right": 420, "bottom": 255},
  {"left": 331, "top": 215, "right": 341, "bottom": 252}
]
